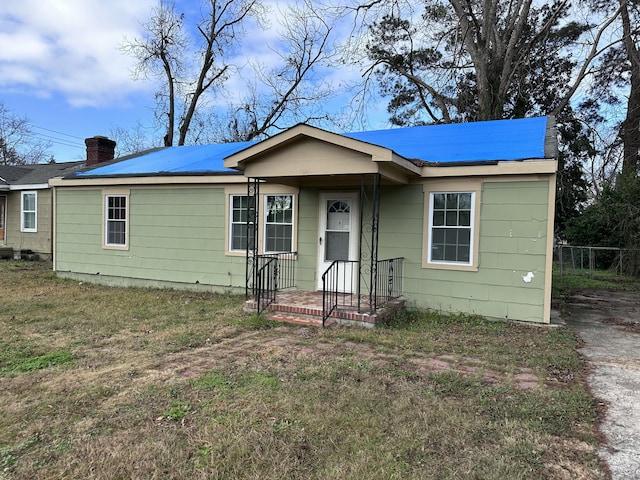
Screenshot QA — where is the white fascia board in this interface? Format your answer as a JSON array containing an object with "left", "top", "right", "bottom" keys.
[{"left": 9, "top": 183, "right": 49, "bottom": 191}]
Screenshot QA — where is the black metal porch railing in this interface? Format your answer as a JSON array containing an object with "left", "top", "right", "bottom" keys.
[
  {"left": 373, "top": 257, "right": 404, "bottom": 310},
  {"left": 321, "top": 258, "right": 403, "bottom": 327},
  {"left": 254, "top": 252, "right": 297, "bottom": 315},
  {"left": 255, "top": 256, "right": 277, "bottom": 315},
  {"left": 321, "top": 260, "right": 358, "bottom": 327}
]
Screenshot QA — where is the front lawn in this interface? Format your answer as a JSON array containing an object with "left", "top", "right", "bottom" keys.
[{"left": 0, "top": 261, "right": 605, "bottom": 479}]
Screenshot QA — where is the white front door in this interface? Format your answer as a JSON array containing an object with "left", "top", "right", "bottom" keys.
[{"left": 317, "top": 192, "right": 359, "bottom": 292}]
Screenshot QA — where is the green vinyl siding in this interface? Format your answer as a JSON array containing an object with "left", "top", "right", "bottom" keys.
[
  {"left": 295, "top": 188, "right": 321, "bottom": 291},
  {"left": 55, "top": 187, "right": 247, "bottom": 289},
  {"left": 54, "top": 177, "right": 551, "bottom": 323},
  {"left": 378, "top": 180, "right": 550, "bottom": 323}
]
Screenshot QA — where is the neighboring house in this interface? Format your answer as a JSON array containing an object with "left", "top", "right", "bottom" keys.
[
  {"left": 0, "top": 161, "right": 85, "bottom": 259},
  {"left": 51, "top": 117, "right": 558, "bottom": 324}
]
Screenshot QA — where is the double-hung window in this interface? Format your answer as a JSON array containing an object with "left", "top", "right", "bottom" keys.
[
  {"left": 228, "top": 192, "right": 295, "bottom": 254},
  {"left": 264, "top": 194, "right": 293, "bottom": 253},
  {"left": 230, "top": 195, "right": 255, "bottom": 252},
  {"left": 429, "top": 192, "right": 475, "bottom": 265},
  {"left": 21, "top": 191, "right": 37, "bottom": 232},
  {"left": 105, "top": 195, "right": 128, "bottom": 247}
]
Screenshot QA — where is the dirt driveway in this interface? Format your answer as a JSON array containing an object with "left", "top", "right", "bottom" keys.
[{"left": 561, "top": 289, "right": 640, "bottom": 480}]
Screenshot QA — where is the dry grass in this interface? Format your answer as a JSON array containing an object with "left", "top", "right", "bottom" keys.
[{"left": 0, "top": 261, "right": 606, "bottom": 479}]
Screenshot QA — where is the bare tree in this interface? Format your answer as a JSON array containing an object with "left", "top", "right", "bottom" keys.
[
  {"left": 212, "top": 0, "right": 336, "bottom": 142},
  {"left": 121, "top": 1, "right": 186, "bottom": 147},
  {"left": 0, "top": 103, "right": 51, "bottom": 165},
  {"left": 110, "top": 123, "right": 162, "bottom": 158},
  {"left": 122, "top": 0, "right": 265, "bottom": 146}
]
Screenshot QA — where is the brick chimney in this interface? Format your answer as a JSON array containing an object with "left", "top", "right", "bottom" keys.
[{"left": 85, "top": 136, "right": 116, "bottom": 167}]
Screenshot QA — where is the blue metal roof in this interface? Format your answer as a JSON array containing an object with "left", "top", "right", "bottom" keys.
[
  {"left": 75, "top": 117, "right": 550, "bottom": 177},
  {"left": 344, "top": 116, "right": 549, "bottom": 163}
]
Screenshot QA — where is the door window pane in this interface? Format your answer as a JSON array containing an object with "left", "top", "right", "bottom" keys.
[
  {"left": 325, "top": 200, "right": 351, "bottom": 261},
  {"left": 326, "top": 231, "right": 349, "bottom": 261}
]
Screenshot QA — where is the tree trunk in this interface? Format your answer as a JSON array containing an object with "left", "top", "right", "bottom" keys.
[{"left": 620, "top": 0, "right": 640, "bottom": 178}]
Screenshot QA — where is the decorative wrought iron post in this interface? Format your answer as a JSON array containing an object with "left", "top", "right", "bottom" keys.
[
  {"left": 245, "top": 177, "right": 260, "bottom": 298},
  {"left": 358, "top": 173, "right": 381, "bottom": 313},
  {"left": 370, "top": 174, "right": 381, "bottom": 311}
]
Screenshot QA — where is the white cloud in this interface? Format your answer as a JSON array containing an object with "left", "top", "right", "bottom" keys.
[{"left": 0, "top": 0, "right": 158, "bottom": 107}]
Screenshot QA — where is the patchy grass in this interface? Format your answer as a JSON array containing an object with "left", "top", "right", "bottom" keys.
[
  {"left": 553, "top": 264, "right": 640, "bottom": 299},
  {"left": 0, "top": 260, "right": 606, "bottom": 479}
]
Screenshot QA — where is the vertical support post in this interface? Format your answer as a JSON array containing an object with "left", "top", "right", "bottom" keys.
[
  {"left": 358, "top": 176, "right": 364, "bottom": 313},
  {"left": 370, "top": 174, "right": 380, "bottom": 311},
  {"left": 245, "top": 177, "right": 260, "bottom": 298}
]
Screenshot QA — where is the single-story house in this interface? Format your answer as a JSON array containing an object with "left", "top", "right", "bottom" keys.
[
  {"left": 50, "top": 117, "right": 558, "bottom": 325},
  {"left": 0, "top": 160, "right": 85, "bottom": 259}
]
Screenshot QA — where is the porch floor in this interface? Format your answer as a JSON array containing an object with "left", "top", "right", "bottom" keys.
[{"left": 245, "top": 289, "right": 406, "bottom": 328}]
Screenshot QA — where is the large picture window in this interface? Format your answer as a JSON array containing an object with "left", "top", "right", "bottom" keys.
[
  {"left": 428, "top": 192, "right": 475, "bottom": 265},
  {"left": 264, "top": 194, "right": 293, "bottom": 253},
  {"left": 105, "top": 195, "right": 127, "bottom": 247},
  {"left": 21, "top": 191, "right": 37, "bottom": 232}
]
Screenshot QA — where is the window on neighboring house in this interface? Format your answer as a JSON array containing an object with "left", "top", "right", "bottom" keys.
[
  {"left": 264, "top": 194, "right": 293, "bottom": 253},
  {"left": 230, "top": 195, "right": 255, "bottom": 251},
  {"left": 105, "top": 195, "right": 127, "bottom": 247},
  {"left": 428, "top": 192, "right": 474, "bottom": 265},
  {"left": 21, "top": 191, "right": 37, "bottom": 232}
]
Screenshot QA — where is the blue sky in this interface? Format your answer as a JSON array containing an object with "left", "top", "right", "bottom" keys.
[{"left": 0, "top": 0, "right": 384, "bottom": 162}]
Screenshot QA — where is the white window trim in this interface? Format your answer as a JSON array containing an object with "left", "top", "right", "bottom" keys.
[
  {"left": 263, "top": 194, "right": 294, "bottom": 254},
  {"left": 224, "top": 186, "right": 298, "bottom": 256},
  {"left": 422, "top": 180, "right": 481, "bottom": 272},
  {"left": 427, "top": 191, "right": 476, "bottom": 267},
  {"left": 20, "top": 191, "right": 37, "bottom": 233},
  {"left": 229, "top": 194, "right": 254, "bottom": 253},
  {"left": 103, "top": 192, "right": 129, "bottom": 250}
]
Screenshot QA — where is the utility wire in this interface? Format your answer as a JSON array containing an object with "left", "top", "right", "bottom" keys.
[{"left": 29, "top": 124, "right": 84, "bottom": 140}]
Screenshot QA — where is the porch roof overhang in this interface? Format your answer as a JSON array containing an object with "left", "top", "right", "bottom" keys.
[{"left": 224, "top": 124, "right": 422, "bottom": 185}]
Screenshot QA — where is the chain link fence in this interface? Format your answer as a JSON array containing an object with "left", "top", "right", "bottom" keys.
[{"left": 556, "top": 245, "right": 640, "bottom": 277}]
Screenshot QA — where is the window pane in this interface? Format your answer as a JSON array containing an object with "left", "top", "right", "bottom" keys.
[
  {"left": 445, "top": 211, "right": 457, "bottom": 226},
  {"left": 265, "top": 195, "right": 293, "bottom": 252},
  {"left": 458, "top": 246, "right": 470, "bottom": 262},
  {"left": 326, "top": 231, "right": 349, "bottom": 261},
  {"left": 107, "top": 220, "right": 125, "bottom": 245},
  {"left": 23, "top": 193, "right": 35, "bottom": 211},
  {"left": 444, "top": 228, "right": 457, "bottom": 244},
  {"left": 459, "top": 210, "right": 471, "bottom": 227},
  {"left": 266, "top": 224, "right": 292, "bottom": 252},
  {"left": 433, "top": 194, "right": 445, "bottom": 209},
  {"left": 23, "top": 212, "right": 35, "bottom": 230},
  {"left": 444, "top": 245, "right": 457, "bottom": 261},
  {"left": 433, "top": 211, "right": 444, "bottom": 226},
  {"left": 231, "top": 224, "right": 247, "bottom": 251},
  {"left": 432, "top": 229, "right": 444, "bottom": 243},
  {"left": 459, "top": 193, "right": 472, "bottom": 209},
  {"left": 431, "top": 245, "right": 444, "bottom": 261},
  {"left": 459, "top": 229, "right": 471, "bottom": 245},
  {"left": 446, "top": 193, "right": 458, "bottom": 209}
]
